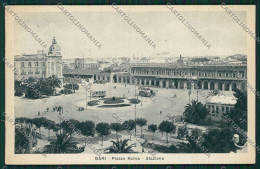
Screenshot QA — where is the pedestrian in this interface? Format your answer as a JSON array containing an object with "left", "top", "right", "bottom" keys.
[{"left": 38, "top": 111, "right": 40, "bottom": 116}]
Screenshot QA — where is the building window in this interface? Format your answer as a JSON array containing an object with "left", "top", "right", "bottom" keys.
[
  {"left": 157, "top": 71, "right": 159, "bottom": 75},
  {"left": 174, "top": 72, "right": 176, "bottom": 76},
  {"left": 35, "top": 62, "right": 39, "bottom": 67},
  {"left": 233, "top": 73, "right": 236, "bottom": 78},
  {"left": 212, "top": 73, "right": 215, "bottom": 77},
  {"left": 205, "top": 73, "right": 207, "bottom": 77},
  {"left": 42, "top": 62, "right": 46, "bottom": 67},
  {"left": 198, "top": 72, "right": 201, "bottom": 76},
  {"left": 132, "top": 70, "right": 135, "bottom": 74},
  {"left": 241, "top": 73, "right": 245, "bottom": 78},
  {"left": 147, "top": 71, "right": 149, "bottom": 75},
  {"left": 28, "top": 62, "right": 31, "bottom": 67},
  {"left": 21, "top": 69, "right": 26, "bottom": 75},
  {"left": 191, "top": 72, "right": 194, "bottom": 76},
  {"left": 226, "top": 73, "right": 229, "bottom": 77},
  {"left": 222, "top": 106, "right": 225, "bottom": 112},
  {"left": 35, "top": 68, "right": 40, "bottom": 74},
  {"left": 151, "top": 71, "right": 154, "bottom": 75},
  {"left": 218, "top": 73, "right": 222, "bottom": 77},
  {"left": 21, "top": 62, "right": 25, "bottom": 68}
]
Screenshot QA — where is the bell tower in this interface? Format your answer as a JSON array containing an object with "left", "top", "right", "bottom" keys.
[{"left": 47, "top": 37, "right": 63, "bottom": 81}]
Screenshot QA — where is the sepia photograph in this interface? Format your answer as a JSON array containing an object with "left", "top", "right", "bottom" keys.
[{"left": 4, "top": 4, "right": 256, "bottom": 165}]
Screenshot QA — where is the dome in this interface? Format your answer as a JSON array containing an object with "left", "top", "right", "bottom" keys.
[{"left": 49, "top": 37, "right": 61, "bottom": 52}]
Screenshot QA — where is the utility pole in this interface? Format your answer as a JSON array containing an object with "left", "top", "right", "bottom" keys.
[
  {"left": 86, "top": 86, "right": 88, "bottom": 110},
  {"left": 188, "top": 90, "right": 191, "bottom": 104},
  {"left": 141, "top": 96, "right": 143, "bottom": 106},
  {"left": 134, "top": 81, "right": 137, "bottom": 136},
  {"left": 197, "top": 89, "right": 198, "bottom": 102}
]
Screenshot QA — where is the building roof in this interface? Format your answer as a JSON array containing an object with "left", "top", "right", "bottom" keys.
[
  {"left": 63, "top": 68, "right": 99, "bottom": 76},
  {"left": 207, "top": 95, "right": 237, "bottom": 105},
  {"left": 49, "top": 37, "right": 61, "bottom": 52},
  {"left": 14, "top": 55, "right": 47, "bottom": 61}
]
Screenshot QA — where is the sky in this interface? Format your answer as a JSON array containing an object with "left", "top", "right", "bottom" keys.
[{"left": 14, "top": 9, "right": 247, "bottom": 59}]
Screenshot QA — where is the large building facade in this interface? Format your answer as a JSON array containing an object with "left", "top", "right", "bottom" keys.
[
  {"left": 112, "top": 62, "right": 247, "bottom": 91},
  {"left": 14, "top": 37, "right": 63, "bottom": 81}
]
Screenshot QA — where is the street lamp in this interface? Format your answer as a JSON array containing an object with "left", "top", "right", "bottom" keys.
[
  {"left": 188, "top": 90, "right": 191, "bottom": 104},
  {"left": 134, "top": 80, "right": 137, "bottom": 136}
]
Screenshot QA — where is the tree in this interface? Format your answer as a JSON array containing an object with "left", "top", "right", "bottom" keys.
[
  {"left": 46, "top": 75, "right": 61, "bottom": 88},
  {"left": 43, "top": 120, "right": 56, "bottom": 140},
  {"left": 15, "top": 87, "right": 24, "bottom": 96},
  {"left": 43, "top": 132, "right": 80, "bottom": 153},
  {"left": 136, "top": 118, "right": 147, "bottom": 138},
  {"left": 32, "top": 117, "right": 48, "bottom": 138},
  {"left": 159, "top": 120, "right": 176, "bottom": 143},
  {"left": 15, "top": 117, "right": 33, "bottom": 124},
  {"left": 122, "top": 120, "right": 135, "bottom": 140},
  {"left": 95, "top": 123, "right": 110, "bottom": 146},
  {"left": 60, "top": 119, "right": 80, "bottom": 136},
  {"left": 105, "top": 139, "right": 135, "bottom": 153},
  {"left": 201, "top": 128, "right": 237, "bottom": 153},
  {"left": 177, "top": 124, "right": 188, "bottom": 140},
  {"left": 110, "top": 123, "right": 123, "bottom": 139},
  {"left": 191, "top": 128, "right": 202, "bottom": 139},
  {"left": 15, "top": 80, "right": 24, "bottom": 96},
  {"left": 224, "top": 89, "right": 247, "bottom": 131},
  {"left": 148, "top": 124, "right": 157, "bottom": 140},
  {"left": 79, "top": 121, "right": 95, "bottom": 146},
  {"left": 183, "top": 100, "right": 209, "bottom": 124},
  {"left": 177, "top": 128, "right": 202, "bottom": 153},
  {"left": 15, "top": 123, "right": 38, "bottom": 154},
  {"left": 22, "top": 77, "right": 36, "bottom": 87}
]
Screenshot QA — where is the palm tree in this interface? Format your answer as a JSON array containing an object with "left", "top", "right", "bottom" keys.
[
  {"left": 15, "top": 123, "right": 38, "bottom": 154},
  {"left": 43, "top": 132, "right": 80, "bottom": 153},
  {"left": 183, "top": 100, "right": 197, "bottom": 123},
  {"left": 43, "top": 120, "right": 56, "bottom": 140},
  {"left": 106, "top": 139, "right": 135, "bottom": 153},
  {"left": 136, "top": 118, "right": 147, "bottom": 138},
  {"left": 183, "top": 100, "right": 208, "bottom": 124},
  {"left": 177, "top": 128, "right": 202, "bottom": 153}
]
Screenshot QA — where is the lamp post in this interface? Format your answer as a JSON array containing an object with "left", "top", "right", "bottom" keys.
[
  {"left": 188, "top": 90, "right": 191, "bottom": 104},
  {"left": 134, "top": 80, "right": 137, "bottom": 136},
  {"left": 196, "top": 89, "right": 198, "bottom": 102}
]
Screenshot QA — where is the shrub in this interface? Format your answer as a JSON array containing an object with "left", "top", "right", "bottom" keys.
[{"left": 15, "top": 87, "right": 24, "bottom": 96}]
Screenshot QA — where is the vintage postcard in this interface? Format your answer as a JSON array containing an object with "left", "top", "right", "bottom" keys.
[{"left": 4, "top": 4, "right": 256, "bottom": 164}]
